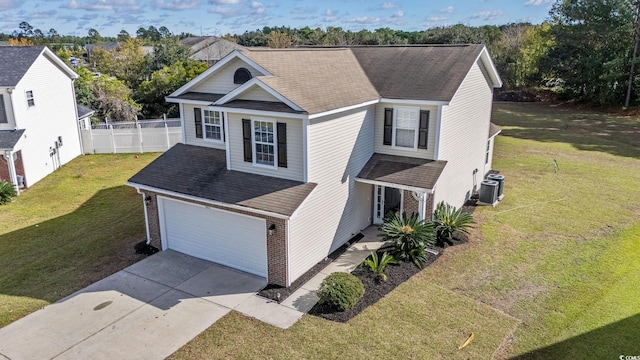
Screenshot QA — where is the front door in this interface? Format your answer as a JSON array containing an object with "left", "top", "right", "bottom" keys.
[{"left": 373, "top": 185, "right": 402, "bottom": 224}]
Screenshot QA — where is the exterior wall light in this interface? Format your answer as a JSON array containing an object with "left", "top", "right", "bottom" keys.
[{"left": 268, "top": 223, "right": 276, "bottom": 236}]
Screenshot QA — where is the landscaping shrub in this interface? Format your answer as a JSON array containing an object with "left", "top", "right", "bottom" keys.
[
  {"left": 433, "top": 202, "right": 475, "bottom": 246},
  {"left": 362, "top": 250, "right": 397, "bottom": 281},
  {"left": 381, "top": 211, "right": 435, "bottom": 268},
  {"left": 317, "top": 272, "right": 365, "bottom": 311},
  {"left": 0, "top": 180, "right": 16, "bottom": 205}
]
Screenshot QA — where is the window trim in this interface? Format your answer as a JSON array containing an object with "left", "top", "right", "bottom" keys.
[
  {"left": 251, "top": 117, "right": 277, "bottom": 169},
  {"left": 25, "top": 90, "right": 35, "bottom": 107},
  {"left": 391, "top": 106, "right": 420, "bottom": 151},
  {"left": 202, "top": 109, "right": 224, "bottom": 142}
]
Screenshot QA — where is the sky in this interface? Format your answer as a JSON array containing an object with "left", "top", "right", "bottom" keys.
[{"left": 0, "top": 0, "right": 556, "bottom": 37}]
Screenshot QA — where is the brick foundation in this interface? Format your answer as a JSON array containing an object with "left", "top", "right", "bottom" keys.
[{"left": 142, "top": 191, "right": 288, "bottom": 287}]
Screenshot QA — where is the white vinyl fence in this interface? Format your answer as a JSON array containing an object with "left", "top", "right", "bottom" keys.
[{"left": 80, "top": 119, "right": 182, "bottom": 154}]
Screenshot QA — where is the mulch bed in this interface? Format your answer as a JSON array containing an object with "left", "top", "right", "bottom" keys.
[{"left": 308, "top": 233, "right": 469, "bottom": 323}]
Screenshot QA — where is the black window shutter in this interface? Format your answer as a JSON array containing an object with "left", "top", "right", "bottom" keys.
[
  {"left": 383, "top": 108, "right": 393, "bottom": 145},
  {"left": 418, "top": 110, "right": 430, "bottom": 149},
  {"left": 0, "top": 95, "right": 7, "bottom": 123},
  {"left": 277, "top": 122, "right": 287, "bottom": 168},
  {"left": 221, "top": 112, "right": 225, "bottom": 142},
  {"left": 194, "top": 108, "right": 202, "bottom": 139},
  {"left": 242, "top": 119, "right": 252, "bottom": 162}
]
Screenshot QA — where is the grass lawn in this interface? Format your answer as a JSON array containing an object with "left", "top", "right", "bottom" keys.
[
  {"left": 170, "top": 102, "right": 640, "bottom": 359},
  {"left": 0, "top": 152, "right": 159, "bottom": 328}
]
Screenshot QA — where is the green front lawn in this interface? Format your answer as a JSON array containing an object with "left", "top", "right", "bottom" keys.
[{"left": 0, "top": 153, "right": 159, "bottom": 327}]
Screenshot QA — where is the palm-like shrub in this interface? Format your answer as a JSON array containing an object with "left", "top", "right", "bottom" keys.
[
  {"left": 362, "top": 251, "right": 397, "bottom": 281},
  {"left": 433, "top": 202, "right": 475, "bottom": 246},
  {"left": 0, "top": 180, "right": 17, "bottom": 205},
  {"left": 380, "top": 212, "right": 436, "bottom": 268},
  {"left": 317, "top": 272, "right": 365, "bottom": 311}
]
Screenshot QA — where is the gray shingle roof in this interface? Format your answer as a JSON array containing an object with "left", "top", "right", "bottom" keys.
[
  {"left": 173, "top": 92, "right": 225, "bottom": 102},
  {"left": 128, "top": 143, "right": 317, "bottom": 217},
  {"left": 357, "top": 153, "right": 447, "bottom": 190},
  {"left": 0, "top": 129, "right": 25, "bottom": 150},
  {"left": 350, "top": 45, "right": 486, "bottom": 102},
  {"left": 77, "top": 104, "right": 94, "bottom": 119},
  {"left": 0, "top": 46, "right": 45, "bottom": 86},
  {"left": 489, "top": 122, "right": 501, "bottom": 138}
]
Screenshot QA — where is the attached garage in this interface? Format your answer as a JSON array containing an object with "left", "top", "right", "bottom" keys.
[{"left": 157, "top": 196, "right": 268, "bottom": 278}]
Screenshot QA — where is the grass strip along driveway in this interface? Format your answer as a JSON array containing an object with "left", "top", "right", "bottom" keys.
[
  {"left": 2, "top": 103, "right": 639, "bottom": 358},
  {"left": 0, "top": 153, "right": 159, "bottom": 328}
]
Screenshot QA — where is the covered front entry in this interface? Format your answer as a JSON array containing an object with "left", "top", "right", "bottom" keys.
[
  {"left": 373, "top": 185, "right": 403, "bottom": 224},
  {"left": 157, "top": 196, "right": 268, "bottom": 278}
]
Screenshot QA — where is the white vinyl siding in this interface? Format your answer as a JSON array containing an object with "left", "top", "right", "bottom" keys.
[
  {"left": 228, "top": 112, "right": 304, "bottom": 181},
  {"left": 11, "top": 52, "right": 81, "bottom": 187},
  {"left": 434, "top": 60, "right": 495, "bottom": 208},
  {"left": 374, "top": 103, "right": 438, "bottom": 159},
  {"left": 183, "top": 104, "right": 226, "bottom": 149},
  {"left": 288, "top": 105, "right": 375, "bottom": 283},
  {"left": 190, "top": 58, "right": 263, "bottom": 95},
  {"left": 237, "top": 86, "right": 281, "bottom": 102}
]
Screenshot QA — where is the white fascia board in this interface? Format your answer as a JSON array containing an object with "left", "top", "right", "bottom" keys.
[
  {"left": 208, "top": 106, "right": 305, "bottom": 119},
  {"left": 476, "top": 46, "right": 503, "bottom": 88},
  {"left": 354, "top": 177, "right": 430, "bottom": 194},
  {"left": 306, "top": 99, "right": 379, "bottom": 120},
  {"left": 215, "top": 79, "right": 304, "bottom": 112},
  {"left": 42, "top": 47, "right": 79, "bottom": 80},
  {"left": 126, "top": 182, "right": 291, "bottom": 220},
  {"left": 488, "top": 129, "right": 502, "bottom": 139},
  {"left": 379, "top": 98, "right": 449, "bottom": 106},
  {"left": 169, "top": 50, "right": 272, "bottom": 97},
  {"left": 165, "top": 97, "right": 214, "bottom": 106}
]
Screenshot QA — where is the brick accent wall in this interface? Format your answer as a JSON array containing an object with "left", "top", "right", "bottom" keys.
[
  {"left": 426, "top": 193, "right": 435, "bottom": 219},
  {"left": 142, "top": 190, "right": 289, "bottom": 286},
  {"left": 0, "top": 151, "right": 25, "bottom": 187},
  {"left": 403, "top": 189, "right": 420, "bottom": 216}
]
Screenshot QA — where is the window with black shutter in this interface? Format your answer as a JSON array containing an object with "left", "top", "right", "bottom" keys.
[
  {"left": 418, "top": 110, "right": 430, "bottom": 149},
  {"left": 194, "top": 107, "right": 202, "bottom": 139},
  {"left": 277, "top": 122, "right": 287, "bottom": 168},
  {"left": 242, "top": 118, "right": 252, "bottom": 162},
  {"left": 383, "top": 108, "right": 393, "bottom": 145}
]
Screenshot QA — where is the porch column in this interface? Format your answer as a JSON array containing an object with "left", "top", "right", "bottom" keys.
[{"left": 3, "top": 150, "right": 19, "bottom": 194}]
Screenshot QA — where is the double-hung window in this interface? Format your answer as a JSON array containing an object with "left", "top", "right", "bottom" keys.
[
  {"left": 203, "top": 110, "right": 222, "bottom": 141},
  {"left": 253, "top": 119, "right": 276, "bottom": 167},
  {"left": 393, "top": 107, "right": 419, "bottom": 149},
  {"left": 26, "top": 91, "right": 35, "bottom": 107}
]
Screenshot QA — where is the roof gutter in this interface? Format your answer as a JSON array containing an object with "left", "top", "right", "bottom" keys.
[{"left": 126, "top": 182, "right": 291, "bottom": 220}]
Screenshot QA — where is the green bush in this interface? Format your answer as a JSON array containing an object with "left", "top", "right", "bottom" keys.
[
  {"left": 317, "top": 272, "right": 365, "bottom": 311},
  {"left": 381, "top": 211, "right": 436, "bottom": 268},
  {"left": 362, "top": 250, "right": 397, "bottom": 281},
  {"left": 0, "top": 180, "right": 16, "bottom": 205},
  {"left": 433, "top": 202, "right": 475, "bottom": 246}
]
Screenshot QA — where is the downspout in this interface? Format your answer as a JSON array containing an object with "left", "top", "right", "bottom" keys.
[
  {"left": 70, "top": 79, "right": 85, "bottom": 155},
  {"left": 136, "top": 188, "right": 152, "bottom": 245}
]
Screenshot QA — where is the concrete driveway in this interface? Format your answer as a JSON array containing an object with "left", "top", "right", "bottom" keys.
[{"left": 0, "top": 250, "right": 267, "bottom": 360}]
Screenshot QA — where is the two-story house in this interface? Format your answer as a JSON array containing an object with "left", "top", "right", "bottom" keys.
[
  {"left": 0, "top": 46, "right": 83, "bottom": 192},
  {"left": 127, "top": 45, "right": 502, "bottom": 287}
]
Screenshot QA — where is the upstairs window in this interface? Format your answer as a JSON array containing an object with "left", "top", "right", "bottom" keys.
[
  {"left": 393, "top": 107, "right": 419, "bottom": 149},
  {"left": 26, "top": 91, "right": 35, "bottom": 107},
  {"left": 203, "top": 110, "right": 222, "bottom": 141},
  {"left": 234, "top": 68, "right": 252, "bottom": 84},
  {"left": 253, "top": 119, "right": 275, "bottom": 167}
]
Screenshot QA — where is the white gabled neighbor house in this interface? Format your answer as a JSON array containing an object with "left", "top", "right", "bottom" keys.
[
  {"left": 127, "top": 45, "right": 502, "bottom": 287},
  {"left": 0, "top": 46, "right": 84, "bottom": 192}
]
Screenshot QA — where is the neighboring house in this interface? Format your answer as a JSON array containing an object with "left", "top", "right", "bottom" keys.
[
  {"left": 127, "top": 45, "right": 502, "bottom": 287},
  {"left": 180, "top": 36, "right": 245, "bottom": 65},
  {"left": 0, "top": 46, "right": 82, "bottom": 192}
]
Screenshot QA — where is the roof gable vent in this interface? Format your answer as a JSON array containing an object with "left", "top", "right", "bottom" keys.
[{"left": 234, "top": 67, "right": 252, "bottom": 84}]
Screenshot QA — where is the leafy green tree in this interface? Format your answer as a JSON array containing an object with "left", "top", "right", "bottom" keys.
[
  {"left": 152, "top": 37, "right": 191, "bottom": 70},
  {"left": 117, "top": 30, "right": 130, "bottom": 42},
  {"left": 111, "top": 38, "right": 149, "bottom": 89},
  {"left": 92, "top": 75, "right": 141, "bottom": 122},
  {"left": 548, "top": 0, "right": 634, "bottom": 104},
  {"left": 136, "top": 60, "right": 207, "bottom": 117},
  {"left": 87, "top": 28, "right": 102, "bottom": 44},
  {"left": 267, "top": 31, "right": 293, "bottom": 48}
]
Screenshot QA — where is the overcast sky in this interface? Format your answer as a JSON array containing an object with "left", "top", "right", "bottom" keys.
[{"left": 0, "top": 0, "right": 555, "bottom": 37}]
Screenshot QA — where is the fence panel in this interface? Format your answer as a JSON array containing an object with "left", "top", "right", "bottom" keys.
[{"left": 80, "top": 119, "right": 183, "bottom": 154}]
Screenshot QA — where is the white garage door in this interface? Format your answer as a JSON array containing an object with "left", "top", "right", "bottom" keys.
[{"left": 158, "top": 197, "right": 267, "bottom": 278}]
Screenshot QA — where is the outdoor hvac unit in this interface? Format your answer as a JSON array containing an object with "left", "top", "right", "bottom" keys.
[
  {"left": 479, "top": 180, "right": 499, "bottom": 204},
  {"left": 487, "top": 174, "right": 505, "bottom": 198}
]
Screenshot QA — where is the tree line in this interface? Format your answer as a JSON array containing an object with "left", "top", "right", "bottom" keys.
[{"left": 2, "top": 0, "right": 639, "bottom": 122}]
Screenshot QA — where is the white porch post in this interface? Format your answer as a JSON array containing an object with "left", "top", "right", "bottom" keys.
[{"left": 3, "top": 150, "right": 19, "bottom": 194}]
